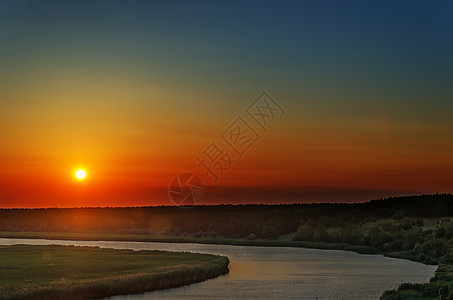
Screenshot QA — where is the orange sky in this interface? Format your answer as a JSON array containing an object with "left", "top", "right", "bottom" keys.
[
  {"left": 1, "top": 101, "right": 453, "bottom": 208},
  {"left": 1, "top": 1, "right": 453, "bottom": 207}
]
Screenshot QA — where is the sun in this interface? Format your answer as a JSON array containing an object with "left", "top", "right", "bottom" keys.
[{"left": 76, "top": 169, "right": 86, "bottom": 179}]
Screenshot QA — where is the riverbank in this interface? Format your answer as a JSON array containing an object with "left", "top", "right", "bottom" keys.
[
  {"left": 0, "top": 230, "right": 381, "bottom": 252},
  {"left": 381, "top": 264, "right": 453, "bottom": 300},
  {"left": 0, "top": 238, "right": 435, "bottom": 300},
  {"left": 0, "top": 244, "right": 229, "bottom": 300},
  {"left": 0, "top": 230, "right": 435, "bottom": 263},
  {"left": 0, "top": 231, "right": 444, "bottom": 299}
]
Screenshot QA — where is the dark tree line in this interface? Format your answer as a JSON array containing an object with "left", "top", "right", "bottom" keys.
[{"left": 0, "top": 194, "right": 452, "bottom": 240}]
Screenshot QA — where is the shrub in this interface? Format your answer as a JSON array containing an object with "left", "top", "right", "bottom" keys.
[
  {"left": 338, "top": 212, "right": 357, "bottom": 224},
  {"left": 369, "top": 229, "right": 395, "bottom": 248},
  {"left": 317, "top": 216, "right": 335, "bottom": 227},
  {"left": 246, "top": 233, "right": 257, "bottom": 240},
  {"left": 401, "top": 228, "right": 422, "bottom": 251},
  {"left": 436, "top": 227, "right": 447, "bottom": 239},
  {"left": 392, "top": 210, "right": 406, "bottom": 220},
  {"left": 312, "top": 225, "right": 329, "bottom": 242},
  {"left": 443, "top": 227, "right": 453, "bottom": 240},
  {"left": 306, "top": 219, "right": 316, "bottom": 227},
  {"left": 294, "top": 224, "right": 314, "bottom": 241},
  {"left": 401, "top": 218, "right": 413, "bottom": 230},
  {"left": 261, "top": 226, "right": 279, "bottom": 240},
  {"left": 193, "top": 231, "right": 204, "bottom": 238},
  {"left": 439, "top": 284, "right": 449, "bottom": 300},
  {"left": 390, "top": 239, "right": 403, "bottom": 251}
]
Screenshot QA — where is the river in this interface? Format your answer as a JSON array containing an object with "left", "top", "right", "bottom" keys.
[{"left": 0, "top": 238, "right": 436, "bottom": 299}]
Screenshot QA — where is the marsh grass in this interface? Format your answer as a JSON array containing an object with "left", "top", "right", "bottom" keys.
[
  {"left": 381, "top": 264, "right": 453, "bottom": 300},
  {"left": 0, "top": 245, "right": 229, "bottom": 299}
]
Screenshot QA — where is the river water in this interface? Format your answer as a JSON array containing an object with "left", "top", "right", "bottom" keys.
[{"left": 0, "top": 238, "right": 436, "bottom": 299}]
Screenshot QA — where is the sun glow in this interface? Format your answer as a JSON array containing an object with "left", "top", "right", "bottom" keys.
[{"left": 76, "top": 170, "right": 86, "bottom": 179}]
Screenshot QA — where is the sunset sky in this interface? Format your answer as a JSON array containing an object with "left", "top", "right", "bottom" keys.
[{"left": 1, "top": 1, "right": 453, "bottom": 207}]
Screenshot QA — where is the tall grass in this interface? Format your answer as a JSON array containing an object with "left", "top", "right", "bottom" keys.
[
  {"left": 0, "top": 245, "right": 229, "bottom": 300},
  {"left": 381, "top": 264, "right": 453, "bottom": 300}
]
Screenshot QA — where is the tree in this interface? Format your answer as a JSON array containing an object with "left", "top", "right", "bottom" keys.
[
  {"left": 317, "top": 216, "right": 335, "bottom": 227},
  {"left": 261, "top": 226, "right": 279, "bottom": 240},
  {"left": 246, "top": 233, "right": 257, "bottom": 240},
  {"left": 415, "top": 219, "right": 424, "bottom": 227},
  {"left": 294, "top": 224, "right": 314, "bottom": 241},
  {"left": 313, "top": 225, "right": 329, "bottom": 242},
  {"left": 392, "top": 209, "right": 406, "bottom": 220},
  {"left": 402, "top": 228, "right": 422, "bottom": 251},
  {"left": 338, "top": 212, "right": 358, "bottom": 224},
  {"left": 436, "top": 227, "right": 447, "bottom": 239}
]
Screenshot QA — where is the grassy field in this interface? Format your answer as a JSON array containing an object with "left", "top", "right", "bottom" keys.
[
  {"left": 0, "top": 244, "right": 229, "bottom": 300},
  {"left": 381, "top": 264, "right": 453, "bottom": 300}
]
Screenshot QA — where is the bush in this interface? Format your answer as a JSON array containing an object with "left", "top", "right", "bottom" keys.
[
  {"left": 439, "top": 284, "right": 449, "bottom": 300},
  {"left": 444, "top": 227, "right": 453, "bottom": 240},
  {"left": 193, "top": 231, "right": 204, "bottom": 238},
  {"left": 382, "top": 223, "right": 399, "bottom": 233},
  {"left": 246, "top": 233, "right": 257, "bottom": 240},
  {"left": 338, "top": 227, "right": 363, "bottom": 245},
  {"left": 294, "top": 224, "right": 314, "bottom": 241},
  {"left": 401, "top": 218, "right": 413, "bottom": 230},
  {"left": 338, "top": 212, "right": 357, "bottom": 224},
  {"left": 393, "top": 210, "right": 406, "bottom": 220},
  {"left": 390, "top": 239, "right": 403, "bottom": 251},
  {"left": 317, "top": 216, "right": 335, "bottom": 227},
  {"left": 261, "top": 226, "right": 279, "bottom": 240},
  {"left": 415, "top": 219, "right": 424, "bottom": 227},
  {"left": 369, "top": 229, "right": 396, "bottom": 248},
  {"left": 401, "top": 228, "right": 422, "bottom": 251},
  {"left": 436, "top": 227, "right": 447, "bottom": 239},
  {"left": 312, "top": 225, "right": 329, "bottom": 242},
  {"left": 445, "top": 249, "right": 453, "bottom": 263},
  {"left": 306, "top": 219, "right": 316, "bottom": 227}
]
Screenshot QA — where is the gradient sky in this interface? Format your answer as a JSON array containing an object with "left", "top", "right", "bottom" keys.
[{"left": 1, "top": 0, "right": 453, "bottom": 207}]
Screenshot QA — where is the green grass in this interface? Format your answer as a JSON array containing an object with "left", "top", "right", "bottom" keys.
[
  {"left": 0, "top": 244, "right": 229, "bottom": 299},
  {"left": 381, "top": 264, "right": 453, "bottom": 300},
  {"left": 0, "top": 231, "right": 381, "bottom": 254}
]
